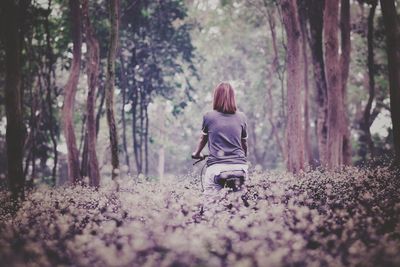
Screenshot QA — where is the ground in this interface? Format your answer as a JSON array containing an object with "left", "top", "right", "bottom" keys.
[{"left": 1, "top": 166, "right": 400, "bottom": 267}]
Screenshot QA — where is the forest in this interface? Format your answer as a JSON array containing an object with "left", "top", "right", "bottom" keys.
[{"left": 0, "top": 0, "right": 400, "bottom": 266}]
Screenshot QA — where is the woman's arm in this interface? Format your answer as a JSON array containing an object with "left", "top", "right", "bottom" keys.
[
  {"left": 192, "top": 134, "right": 208, "bottom": 158},
  {"left": 241, "top": 138, "right": 248, "bottom": 157}
]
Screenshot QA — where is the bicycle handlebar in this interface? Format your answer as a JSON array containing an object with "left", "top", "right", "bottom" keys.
[{"left": 192, "top": 154, "right": 208, "bottom": 165}]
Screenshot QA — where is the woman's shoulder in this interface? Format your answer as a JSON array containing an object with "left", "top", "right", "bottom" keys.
[
  {"left": 203, "top": 110, "right": 218, "bottom": 118},
  {"left": 236, "top": 110, "right": 247, "bottom": 121}
]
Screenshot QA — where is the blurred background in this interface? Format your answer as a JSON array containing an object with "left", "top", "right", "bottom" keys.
[{"left": 0, "top": 0, "right": 396, "bottom": 186}]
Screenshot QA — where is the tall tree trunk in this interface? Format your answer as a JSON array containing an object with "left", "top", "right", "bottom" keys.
[
  {"left": 138, "top": 88, "right": 144, "bottom": 174},
  {"left": 105, "top": 0, "right": 120, "bottom": 180},
  {"left": 80, "top": 132, "right": 89, "bottom": 177},
  {"left": 119, "top": 54, "right": 131, "bottom": 172},
  {"left": 266, "top": 8, "right": 286, "bottom": 120},
  {"left": 63, "top": 0, "right": 82, "bottom": 183},
  {"left": 280, "top": 0, "right": 305, "bottom": 173},
  {"left": 340, "top": 0, "right": 352, "bottom": 165},
  {"left": 95, "top": 84, "right": 105, "bottom": 137},
  {"left": 157, "top": 102, "right": 165, "bottom": 180},
  {"left": 266, "top": 9, "right": 286, "bottom": 163},
  {"left": 82, "top": 0, "right": 101, "bottom": 187},
  {"left": 130, "top": 48, "right": 140, "bottom": 175},
  {"left": 44, "top": 0, "right": 58, "bottom": 184},
  {"left": 298, "top": 0, "right": 313, "bottom": 166},
  {"left": 144, "top": 102, "right": 149, "bottom": 175},
  {"left": 380, "top": 0, "right": 400, "bottom": 165},
  {"left": 324, "top": 0, "right": 343, "bottom": 168},
  {"left": 132, "top": 89, "right": 140, "bottom": 174},
  {"left": 265, "top": 72, "right": 286, "bottom": 161},
  {"left": 3, "top": 0, "right": 26, "bottom": 200},
  {"left": 307, "top": 0, "right": 328, "bottom": 165},
  {"left": 359, "top": 1, "right": 377, "bottom": 161}
]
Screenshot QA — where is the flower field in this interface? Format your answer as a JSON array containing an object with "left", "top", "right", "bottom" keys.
[{"left": 1, "top": 166, "right": 400, "bottom": 267}]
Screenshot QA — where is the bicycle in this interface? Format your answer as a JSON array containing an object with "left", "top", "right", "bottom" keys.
[
  {"left": 192, "top": 154, "right": 246, "bottom": 192},
  {"left": 192, "top": 154, "right": 208, "bottom": 192}
]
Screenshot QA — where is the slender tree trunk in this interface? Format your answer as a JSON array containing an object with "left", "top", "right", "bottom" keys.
[
  {"left": 144, "top": 102, "right": 149, "bottom": 175},
  {"left": 27, "top": 77, "right": 40, "bottom": 186},
  {"left": 380, "top": 0, "right": 400, "bottom": 165},
  {"left": 266, "top": 8, "right": 285, "bottom": 119},
  {"left": 280, "top": 0, "right": 305, "bottom": 173},
  {"left": 105, "top": 0, "right": 120, "bottom": 180},
  {"left": 119, "top": 54, "right": 131, "bottom": 172},
  {"left": 340, "top": 0, "right": 352, "bottom": 165},
  {"left": 80, "top": 132, "right": 89, "bottom": 177},
  {"left": 298, "top": 0, "right": 313, "bottom": 166},
  {"left": 359, "top": 1, "right": 377, "bottom": 161},
  {"left": 138, "top": 88, "right": 144, "bottom": 174},
  {"left": 307, "top": 0, "right": 328, "bottom": 165},
  {"left": 63, "top": 0, "right": 82, "bottom": 183},
  {"left": 130, "top": 48, "right": 140, "bottom": 175},
  {"left": 324, "top": 0, "right": 343, "bottom": 168},
  {"left": 82, "top": 0, "right": 101, "bottom": 187},
  {"left": 157, "top": 102, "right": 165, "bottom": 180},
  {"left": 3, "top": 0, "right": 26, "bottom": 200},
  {"left": 132, "top": 89, "right": 140, "bottom": 174},
  {"left": 95, "top": 84, "right": 105, "bottom": 137},
  {"left": 265, "top": 74, "right": 286, "bottom": 161},
  {"left": 44, "top": 0, "right": 58, "bottom": 184},
  {"left": 266, "top": 9, "right": 286, "bottom": 163}
]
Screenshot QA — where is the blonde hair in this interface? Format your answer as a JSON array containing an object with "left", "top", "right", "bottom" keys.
[{"left": 213, "top": 82, "right": 237, "bottom": 114}]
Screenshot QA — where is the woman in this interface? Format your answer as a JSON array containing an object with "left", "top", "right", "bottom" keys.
[{"left": 192, "top": 82, "right": 248, "bottom": 195}]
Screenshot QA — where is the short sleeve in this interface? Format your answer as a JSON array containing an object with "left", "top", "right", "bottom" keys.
[
  {"left": 241, "top": 114, "right": 248, "bottom": 139},
  {"left": 201, "top": 114, "right": 208, "bottom": 135}
]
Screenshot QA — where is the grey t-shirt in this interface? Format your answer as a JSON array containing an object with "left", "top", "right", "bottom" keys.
[{"left": 201, "top": 110, "right": 248, "bottom": 166}]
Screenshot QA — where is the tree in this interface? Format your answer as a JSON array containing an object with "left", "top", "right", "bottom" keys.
[
  {"left": 105, "top": 0, "right": 120, "bottom": 180},
  {"left": 1, "top": 0, "right": 28, "bottom": 200},
  {"left": 279, "top": 0, "right": 305, "bottom": 173},
  {"left": 63, "top": 0, "right": 82, "bottom": 183},
  {"left": 340, "top": 0, "right": 352, "bottom": 165},
  {"left": 380, "top": 0, "right": 400, "bottom": 165},
  {"left": 119, "top": 0, "right": 196, "bottom": 175},
  {"left": 324, "top": 0, "right": 343, "bottom": 168},
  {"left": 297, "top": 0, "right": 313, "bottom": 165},
  {"left": 82, "top": 0, "right": 100, "bottom": 187},
  {"left": 359, "top": 0, "right": 378, "bottom": 161},
  {"left": 306, "top": 0, "right": 328, "bottom": 165}
]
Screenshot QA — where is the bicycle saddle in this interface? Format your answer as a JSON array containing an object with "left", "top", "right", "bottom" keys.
[{"left": 214, "top": 170, "right": 245, "bottom": 191}]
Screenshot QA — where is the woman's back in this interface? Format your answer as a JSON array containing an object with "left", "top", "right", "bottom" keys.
[{"left": 202, "top": 110, "right": 247, "bottom": 166}]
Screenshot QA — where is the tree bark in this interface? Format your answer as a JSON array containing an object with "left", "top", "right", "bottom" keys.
[
  {"left": 144, "top": 101, "right": 149, "bottom": 175},
  {"left": 298, "top": 0, "right": 313, "bottom": 166},
  {"left": 307, "top": 0, "right": 328, "bottom": 165},
  {"left": 119, "top": 54, "right": 131, "bottom": 172},
  {"left": 3, "top": 0, "right": 26, "bottom": 200},
  {"left": 157, "top": 102, "right": 166, "bottom": 180},
  {"left": 63, "top": 0, "right": 82, "bottom": 183},
  {"left": 105, "top": 0, "right": 120, "bottom": 180},
  {"left": 359, "top": 1, "right": 377, "bottom": 161},
  {"left": 380, "top": 0, "right": 400, "bottom": 165},
  {"left": 280, "top": 0, "right": 305, "bottom": 173},
  {"left": 324, "top": 0, "right": 343, "bottom": 168},
  {"left": 82, "top": 0, "right": 101, "bottom": 187},
  {"left": 340, "top": 0, "right": 352, "bottom": 165},
  {"left": 266, "top": 8, "right": 286, "bottom": 163},
  {"left": 44, "top": 0, "right": 58, "bottom": 184},
  {"left": 266, "top": 8, "right": 286, "bottom": 120},
  {"left": 138, "top": 88, "right": 144, "bottom": 174},
  {"left": 95, "top": 84, "right": 105, "bottom": 137}
]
